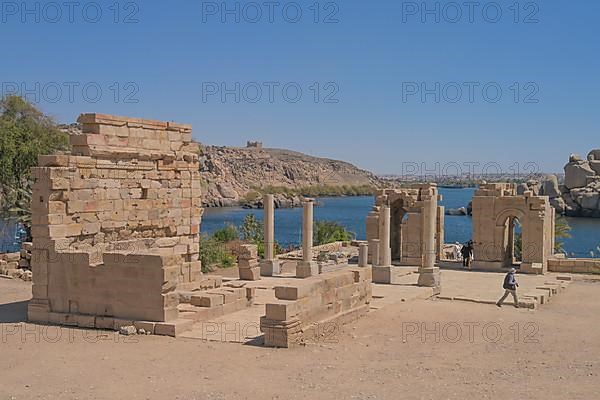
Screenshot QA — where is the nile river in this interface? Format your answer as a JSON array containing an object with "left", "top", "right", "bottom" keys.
[{"left": 1, "top": 188, "right": 598, "bottom": 257}]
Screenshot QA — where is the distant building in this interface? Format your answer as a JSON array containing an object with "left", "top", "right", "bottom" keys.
[{"left": 247, "top": 141, "right": 263, "bottom": 149}]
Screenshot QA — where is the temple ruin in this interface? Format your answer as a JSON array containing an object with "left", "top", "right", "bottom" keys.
[
  {"left": 22, "top": 113, "right": 583, "bottom": 347},
  {"left": 365, "top": 184, "right": 443, "bottom": 287},
  {"left": 471, "top": 183, "right": 555, "bottom": 274},
  {"left": 26, "top": 114, "right": 373, "bottom": 344}
]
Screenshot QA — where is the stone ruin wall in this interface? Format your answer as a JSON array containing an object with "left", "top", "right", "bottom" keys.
[
  {"left": 472, "top": 183, "right": 554, "bottom": 274},
  {"left": 260, "top": 267, "right": 372, "bottom": 347},
  {"left": 366, "top": 184, "right": 444, "bottom": 265},
  {"left": 547, "top": 258, "right": 600, "bottom": 274},
  {"left": 28, "top": 113, "right": 203, "bottom": 326}
]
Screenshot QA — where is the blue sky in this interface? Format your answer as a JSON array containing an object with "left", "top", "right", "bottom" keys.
[{"left": 2, "top": 0, "right": 599, "bottom": 174}]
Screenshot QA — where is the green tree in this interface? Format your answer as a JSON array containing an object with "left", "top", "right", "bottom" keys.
[
  {"left": 554, "top": 215, "right": 572, "bottom": 254},
  {"left": 240, "top": 214, "right": 266, "bottom": 257},
  {"left": 0, "top": 96, "right": 70, "bottom": 191},
  {"left": 240, "top": 214, "right": 263, "bottom": 243},
  {"left": 513, "top": 215, "right": 572, "bottom": 258},
  {"left": 313, "top": 220, "right": 355, "bottom": 246},
  {"left": 0, "top": 96, "right": 70, "bottom": 238}
]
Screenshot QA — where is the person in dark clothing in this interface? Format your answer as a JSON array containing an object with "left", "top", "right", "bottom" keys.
[
  {"left": 496, "top": 268, "right": 519, "bottom": 308},
  {"left": 461, "top": 240, "right": 473, "bottom": 270}
]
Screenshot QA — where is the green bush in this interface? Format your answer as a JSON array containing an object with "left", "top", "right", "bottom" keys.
[
  {"left": 314, "top": 220, "right": 355, "bottom": 246},
  {"left": 240, "top": 214, "right": 263, "bottom": 243},
  {"left": 240, "top": 214, "right": 266, "bottom": 257},
  {"left": 199, "top": 234, "right": 236, "bottom": 272},
  {"left": 211, "top": 224, "right": 238, "bottom": 242}
]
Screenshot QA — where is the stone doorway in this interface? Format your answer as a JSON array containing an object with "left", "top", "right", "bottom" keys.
[
  {"left": 390, "top": 199, "right": 408, "bottom": 261},
  {"left": 501, "top": 215, "right": 522, "bottom": 267}
]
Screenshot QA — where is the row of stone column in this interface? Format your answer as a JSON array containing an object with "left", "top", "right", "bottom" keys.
[
  {"left": 260, "top": 195, "right": 317, "bottom": 278},
  {"left": 261, "top": 192, "right": 439, "bottom": 290}
]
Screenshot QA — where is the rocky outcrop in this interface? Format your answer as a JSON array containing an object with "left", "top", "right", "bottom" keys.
[
  {"left": 200, "top": 145, "right": 381, "bottom": 207},
  {"left": 564, "top": 156, "right": 595, "bottom": 189},
  {"left": 527, "top": 150, "right": 600, "bottom": 218}
]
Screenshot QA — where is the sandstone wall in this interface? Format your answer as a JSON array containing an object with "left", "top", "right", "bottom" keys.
[
  {"left": 260, "top": 268, "right": 372, "bottom": 347},
  {"left": 472, "top": 183, "right": 554, "bottom": 274},
  {"left": 548, "top": 258, "right": 600, "bottom": 274},
  {"left": 28, "top": 113, "right": 203, "bottom": 326}
]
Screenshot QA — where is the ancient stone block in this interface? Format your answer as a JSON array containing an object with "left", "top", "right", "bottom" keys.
[
  {"left": 190, "top": 294, "right": 223, "bottom": 308},
  {"left": 239, "top": 267, "right": 261, "bottom": 281}
]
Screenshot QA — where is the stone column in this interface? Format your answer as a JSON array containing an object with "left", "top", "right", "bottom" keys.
[
  {"left": 302, "top": 200, "right": 313, "bottom": 263},
  {"left": 365, "top": 208, "right": 380, "bottom": 264},
  {"left": 369, "top": 239, "right": 380, "bottom": 267},
  {"left": 378, "top": 205, "right": 392, "bottom": 267},
  {"left": 260, "top": 194, "right": 280, "bottom": 276},
  {"left": 418, "top": 188, "right": 441, "bottom": 293},
  {"left": 358, "top": 243, "right": 369, "bottom": 268},
  {"left": 296, "top": 199, "right": 318, "bottom": 278},
  {"left": 373, "top": 206, "right": 392, "bottom": 284},
  {"left": 421, "top": 195, "right": 436, "bottom": 270}
]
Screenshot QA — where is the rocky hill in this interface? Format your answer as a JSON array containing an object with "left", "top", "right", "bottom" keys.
[{"left": 199, "top": 144, "right": 382, "bottom": 207}]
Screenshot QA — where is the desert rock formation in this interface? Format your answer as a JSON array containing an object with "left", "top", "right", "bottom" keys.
[
  {"left": 199, "top": 145, "right": 381, "bottom": 207},
  {"left": 523, "top": 150, "right": 600, "bottom": 218}
]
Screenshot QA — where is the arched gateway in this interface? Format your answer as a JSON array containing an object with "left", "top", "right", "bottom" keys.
[{"left": 471, "top": 183, "right": 555, "bottom": 274}]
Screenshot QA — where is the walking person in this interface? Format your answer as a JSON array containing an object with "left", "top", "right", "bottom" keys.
[
  {"left": 496, "top": 268, "right": 519, "bottom": 308},
  {"left": 461, "top": 240, "right": 473, "bottom": 270}
]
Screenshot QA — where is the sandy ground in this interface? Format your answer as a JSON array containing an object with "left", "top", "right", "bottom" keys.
[{"left": 1, "top": 276, "right": 599, "bottom": 400}]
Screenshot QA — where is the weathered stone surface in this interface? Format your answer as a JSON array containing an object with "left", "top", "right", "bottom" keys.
[
  {"left": 569, "top": 153, "right": 583, "bottom": 163},
  {"left": 541, "top": 175, "right": 561, "bottom": 198},
  {"left": 28, "top": 113, "right": 203, "bottom": 334},
  {"left": 589, "top": 160, "right": 600, "bottom": 175},
  {"left": 587, "top": 149, "right": 600, "bottom": 161},
  {"left": 472, "top": 183, "right": 553, "bottom": 274},
  {"left": 564, "top": 161, "right": 595, "bottom": 189},
  {"left": 549, "top": 197, "right": 566, "bottom": 214}
]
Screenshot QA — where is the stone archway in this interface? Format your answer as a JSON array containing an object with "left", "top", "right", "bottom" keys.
[
  {"left": 472, "top": 183, "right": 554, "bottom": 274},
  {"left": 495, "top": 209, "right": 525, "bottom": 268}
]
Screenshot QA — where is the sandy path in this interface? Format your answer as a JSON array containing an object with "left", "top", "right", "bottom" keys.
[{"left": 1, "top": 278, "right": 598, "bottom": 400}]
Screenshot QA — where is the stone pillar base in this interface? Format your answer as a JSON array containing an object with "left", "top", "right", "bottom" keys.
[
  {"left": 417, "top": 267, "right": 441, "bottom": 294},
  {"left": 296, "top": 261, "right": 318, "bottom": 278},
  {"left": 239, "top": 267, "right": 261, "bottom": 281},
  {"left": 260, "top": 260, "right": 281, "bottom": 276},
  {"left": 520, "top": 262, "right": 545, "bottom": 274},
  {"left": 372, "top": 265, "right": 392, "bottom": 284}
]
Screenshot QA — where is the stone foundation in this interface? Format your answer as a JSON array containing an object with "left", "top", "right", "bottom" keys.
[
  {"left": 260, "top": 267, "right": 372, "bottom": 347},
  {"left": 548, "top": 258, "right": 600, "bottom": 274}
]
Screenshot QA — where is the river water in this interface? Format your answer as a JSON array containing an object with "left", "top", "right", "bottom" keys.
[
  {"left": 1, "top": 188, "right": 598, "bottom": 257},
  {"left": 201, "top": 188, "right": 600, "bottom": 258}
]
